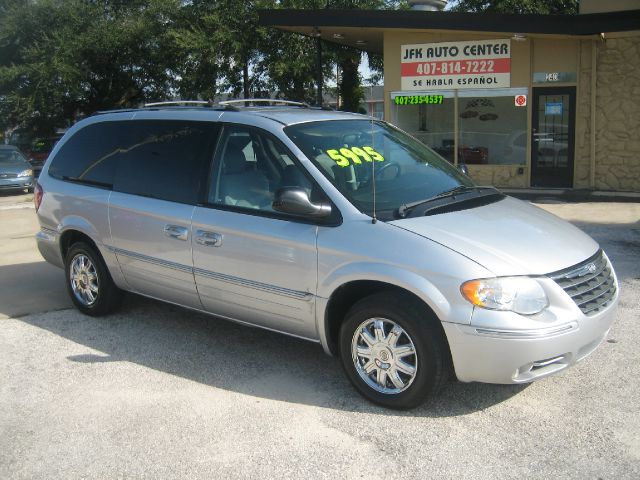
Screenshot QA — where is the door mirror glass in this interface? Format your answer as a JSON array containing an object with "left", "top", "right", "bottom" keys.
[
  {"left": 272, "top": 187, "right": 332, "bottom": 218},
  {"left": 457, "top": 163, "right": 469, "bottom": 176}
]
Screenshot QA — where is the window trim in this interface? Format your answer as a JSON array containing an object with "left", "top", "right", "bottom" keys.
[
  {"left": 50, "top": 119, "right": 220, "bottom": 206},
  {"left": 201, "top": 122, "right": 342, "bottom": 227},
  {"left": 47, "top": 121, "right": 118, "bottom": 189}
]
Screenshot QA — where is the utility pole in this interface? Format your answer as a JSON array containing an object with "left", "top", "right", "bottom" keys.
[{"left": 316, "top": 35, "right": 323, "bottom": 106}]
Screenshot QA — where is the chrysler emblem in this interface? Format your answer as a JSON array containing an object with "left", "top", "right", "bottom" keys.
[
  {"left": 568, "top": 262, "right": 598, "bottom": 279},
  {"left": 577, "top": 263, "right": 597, "bottom": 277}
]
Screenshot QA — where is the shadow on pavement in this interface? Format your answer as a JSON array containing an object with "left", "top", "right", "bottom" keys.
[
  {"left": 16, "top": 293, "right": 528, "bottom": 417},
  {"left": 0, "top": 261, "right": 71, "bottom": 318}
]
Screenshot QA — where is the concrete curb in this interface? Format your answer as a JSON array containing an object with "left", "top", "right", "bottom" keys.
[{"left": 501, "top": 188, "right": 640, "bottom": 203}]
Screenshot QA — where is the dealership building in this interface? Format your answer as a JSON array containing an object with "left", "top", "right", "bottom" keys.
[{"left": 260, "top": 0, "right": 640, "bottom": 192}]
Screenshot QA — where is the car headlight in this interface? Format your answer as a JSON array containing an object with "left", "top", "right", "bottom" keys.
[
  {"left": 18, "top": 169, "right": 33, "bottom": 178},
  {"left": 461, "top": 277, "right": 548, "bottom": 315}
]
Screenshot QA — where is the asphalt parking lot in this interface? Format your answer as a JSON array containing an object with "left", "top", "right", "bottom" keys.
[{"left": 1, "top": 191, "right": 639, "bottom": 479}]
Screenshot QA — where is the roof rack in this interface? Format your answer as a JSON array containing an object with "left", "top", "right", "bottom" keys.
[
  {"left": 94, "top": 98, "right": 328, "bottom": 116},
  {"left": 144, "top": 100, "right": 212, "bottom": 107},
  {"left": 218, "top": 99, "right": 309, "bottom": 109}
]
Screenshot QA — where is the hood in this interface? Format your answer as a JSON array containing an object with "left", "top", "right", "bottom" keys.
[{"left": 390, "top": 196, "right": 598, "bottom": 276}]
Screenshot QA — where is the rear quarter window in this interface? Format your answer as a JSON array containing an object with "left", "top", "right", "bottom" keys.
[
  {"left": 48, "top": 122, "right": 123, "bottom": 187},
  {"left": 49, "top": 120, "right": 218, "bottom": 204}
]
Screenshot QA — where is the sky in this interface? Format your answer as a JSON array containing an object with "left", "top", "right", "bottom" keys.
[{"left": 358, "top": 2, "right": 458, "bottom": 85}]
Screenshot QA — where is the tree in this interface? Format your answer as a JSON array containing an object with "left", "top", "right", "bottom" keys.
[
  {"left": 260, "top": 30, "right": 328, "bottom": 103},
  {"left": 78, "top": 0, "right": 181, "bottom": 110},
  {"left": 257, "top": 0, "right": 330, "bottom": 103},
  {"left": 212, "top": 0, "right": 268, "bottom": 99},
  {"left": 322, "top": 0, "right": 403, "bottom": 112},
  {"left": 0, "top": 0, "right": 181, "bottom": 136},
  {"left": 450, "top": 0, "right": 578, "bottom": 14},
  {"left": 168, "top": 0, "right": 229, "bottom": 100},
  {"left": 0, "top": 0, "right": 406, "bottom": 136}
]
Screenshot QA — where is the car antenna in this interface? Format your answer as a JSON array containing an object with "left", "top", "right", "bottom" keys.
[{"left": 371, "top": 116, "right": 377, "bottom": 224}]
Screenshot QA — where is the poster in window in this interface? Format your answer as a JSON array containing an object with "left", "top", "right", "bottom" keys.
[{"left": 545, "top": 102, "right": 563, "bottom": 116}]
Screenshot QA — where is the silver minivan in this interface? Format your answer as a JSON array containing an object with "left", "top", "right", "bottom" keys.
[{"left": 35, "top": 101, "right": 618, "bottom": 409}]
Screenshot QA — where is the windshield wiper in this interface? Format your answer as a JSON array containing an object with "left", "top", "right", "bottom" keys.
[
  {"left": 396, "top": 186, "right": 497, "bottom": 218},
  {"left": 61, "top": 175, "right": 113, "bottom": 189}
]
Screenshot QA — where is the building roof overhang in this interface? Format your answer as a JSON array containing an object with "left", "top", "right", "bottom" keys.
[{"left": 258, "top": 8, "right": 640, "bottom": 54}]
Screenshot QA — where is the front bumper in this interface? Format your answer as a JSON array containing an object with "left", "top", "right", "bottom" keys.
[
  {"left": 442, "top": 296, "right": 618, "bottom": 384},
  {"left": 0, "top": 176, "right": 33, "bottom": 190}
]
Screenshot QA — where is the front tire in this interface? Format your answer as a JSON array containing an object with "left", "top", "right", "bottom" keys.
[
  {"left": 339, "top": 292, "right": 450, "bottom": 409},
  {"left": 65, "top": 242, "right": 123, "bottom": 316}
]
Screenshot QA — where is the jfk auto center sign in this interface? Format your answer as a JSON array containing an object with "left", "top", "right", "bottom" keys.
[{"left": 401, "top": 39, "right": 511, "bottom": 90}]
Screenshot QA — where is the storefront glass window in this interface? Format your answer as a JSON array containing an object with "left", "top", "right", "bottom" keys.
[
  {"left": 458, "top": 91, "right": 527, "bottom": 165},
  {"left": 392, "top": 92, "right": 456, "bottom": 162},
  {"left": 369, "top": 102, "right": 384, "bottom": 120},
  {"left": 391, "top": 88, "right": 528, "bottom": 165}
]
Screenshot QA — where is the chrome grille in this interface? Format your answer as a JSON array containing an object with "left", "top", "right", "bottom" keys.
[
  {"left": 549, "top": 250, "right": 616, "bottom": 316},
  {"left": 0, "top": 173, "right": 18, "bottom": 179}
]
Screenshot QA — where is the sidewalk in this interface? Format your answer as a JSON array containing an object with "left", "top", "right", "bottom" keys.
[{"left": 501, "top": 188, "right": 640, "bottom": 204}]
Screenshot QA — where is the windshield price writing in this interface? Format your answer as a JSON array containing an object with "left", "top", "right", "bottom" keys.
[
  {"left": 394, "top": 95, "right": 444, "bottom": 106},
  {"left": 326, "top": 146, "right": 385, "bottom": 167}
]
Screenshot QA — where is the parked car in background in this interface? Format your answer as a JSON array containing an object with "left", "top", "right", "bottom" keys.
[
  {"left": 27, "top": 136, "right": 63, "bottom": 177},
  {"left": 0, "top": 145, "right": 34, "bottom": 193},
  {"left": 6, "top": 131, "right": 65, "bottom": 177}
]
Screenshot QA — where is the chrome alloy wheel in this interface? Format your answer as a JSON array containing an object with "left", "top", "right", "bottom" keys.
[
  {"left": 69, "top": 254, "right": 99, "bottom": 306},
  {"left": 351, "top": 318, "right": 418, "bottom": 394}
]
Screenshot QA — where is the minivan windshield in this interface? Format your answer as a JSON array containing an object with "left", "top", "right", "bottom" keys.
[{"left": 285, "top": 119, "right": 476, "bottom": 220}]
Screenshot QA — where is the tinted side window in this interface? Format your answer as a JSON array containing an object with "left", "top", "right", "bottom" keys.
[
  {"left": 113, "top": 121, "right": 217, "bottom": 204},
  {"left": 209, "top": 125, "right": 312, "bottom": 212},
  {"left": 48, "top": 122, "right": 123, "bottom": 187}
]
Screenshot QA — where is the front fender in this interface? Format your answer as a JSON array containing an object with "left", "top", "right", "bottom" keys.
[
  {"left": 316, "top": 262, "right": 475, "bottom": 355},
  {"left": 319, "top": 262, "right": 454, "bottom": 320}
]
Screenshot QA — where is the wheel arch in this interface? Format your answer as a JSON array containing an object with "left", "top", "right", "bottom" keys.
[
  {"left": 59, "top": 229, "right": 101, "bottom": 260},
  {"left": 318, "top": 266, "right": 455, "bottom": 358},
  {"left": 57, "top": 219, "right": 127, "bottom": 290}
]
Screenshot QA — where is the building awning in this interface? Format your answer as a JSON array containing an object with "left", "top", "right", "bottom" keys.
[{"left": 258, "top": 8, "right": 640, "bottom": 54}]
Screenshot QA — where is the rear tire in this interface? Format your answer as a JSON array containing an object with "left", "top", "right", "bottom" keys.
[
  {"left": 339, "top": 292, "right": 450, "bottom": 409},
  {"left": 65, "top": 241, "right": 123, "bottom": 316}
]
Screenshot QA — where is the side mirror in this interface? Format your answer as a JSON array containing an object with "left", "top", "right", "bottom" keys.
[
  {"left": 272, "top": 187, "right": 332, "bottom": 218},
  {"left": 457, "top": 163, "right": 469, "bottom": 176}
]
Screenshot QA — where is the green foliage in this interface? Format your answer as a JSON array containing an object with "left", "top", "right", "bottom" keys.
[
  {"left": 337, "top": 51, "right": 364, "bottom": 112},
  {"left": 0, "top": 0, "right": 404, "bottom": 136},
  {"left": 258, "top": 0, "right": 328, "bottom": 103},
  {"left": 450, "top": 0, "right": 578, "bottom": 14},
  {"left": 0, "top": 0, "right": 182, "bottom": 134}
]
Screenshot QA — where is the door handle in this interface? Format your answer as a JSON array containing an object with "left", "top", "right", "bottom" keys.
[
  {"left": 164, "top": 224, "right": 189, "bottom": 241},
  {"left": 195, "top": 230, "right": 223, "bottom": 247}
]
